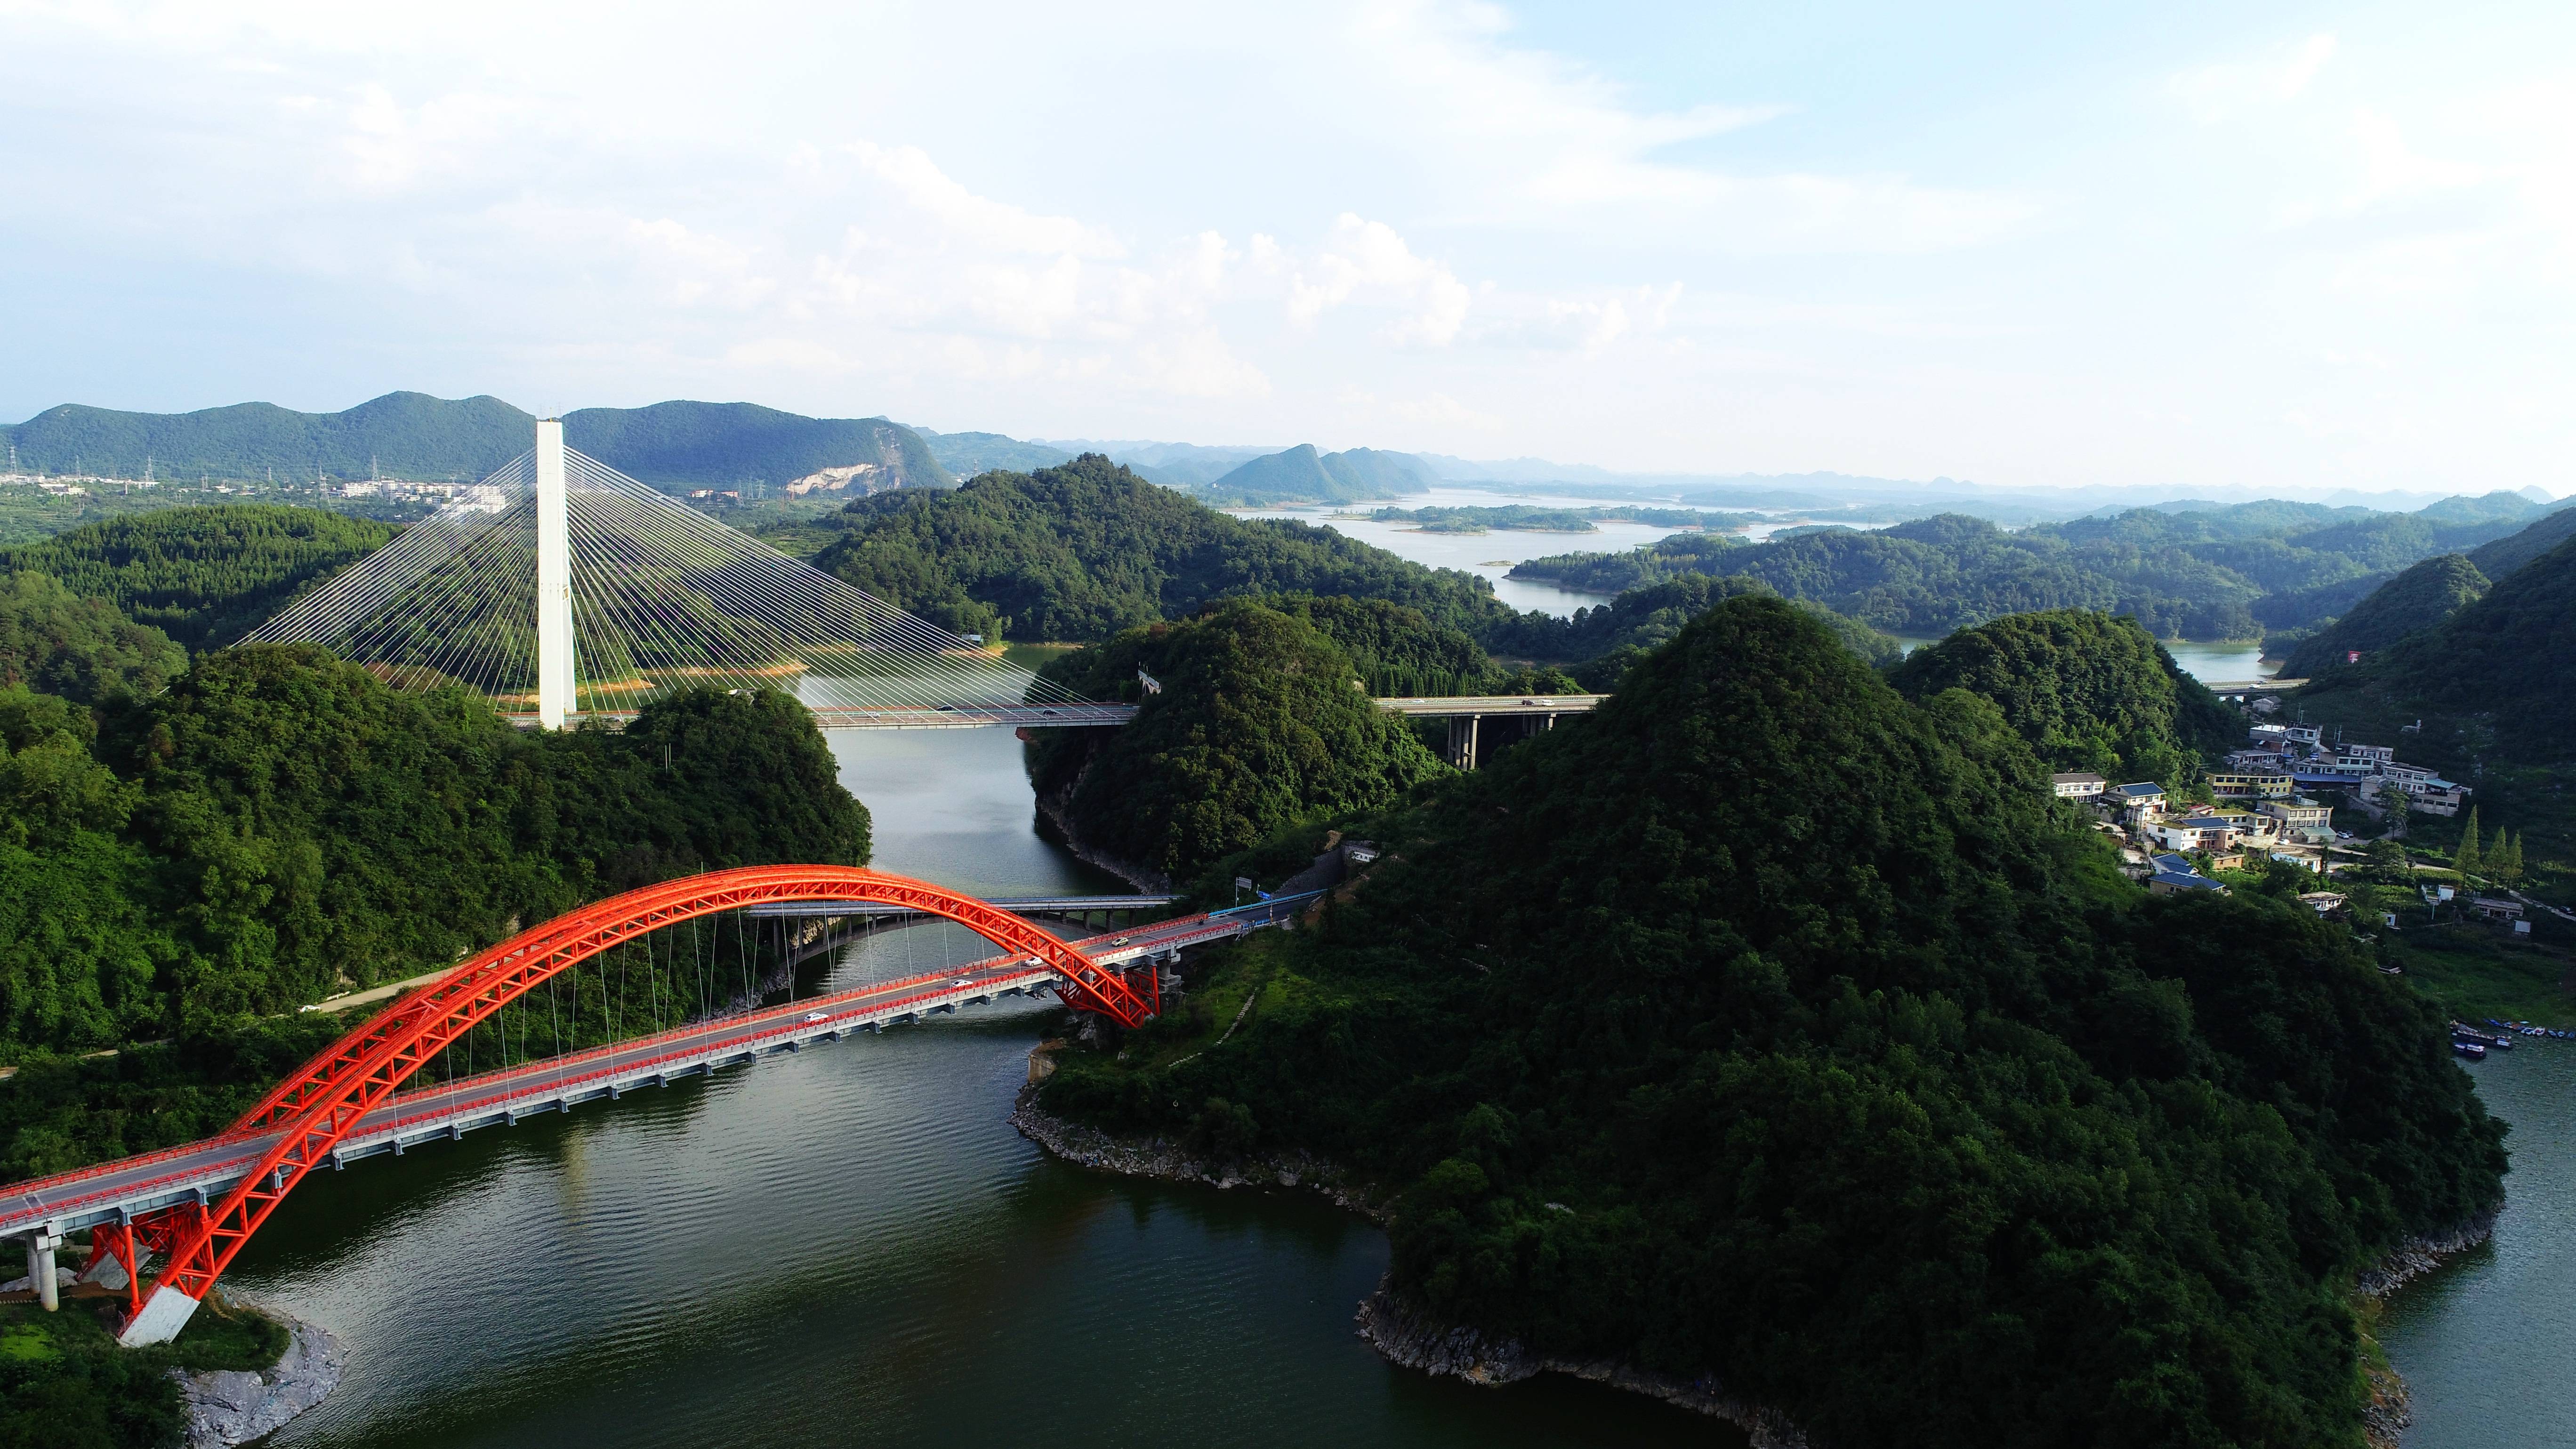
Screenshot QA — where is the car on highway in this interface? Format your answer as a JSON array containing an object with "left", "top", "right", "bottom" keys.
[
  {"left": 1110, "top": 935, "right": 1131, "bottom": 946},
  {"left": 802, "top": 1011, "right": 830, "bottom": 1022}
]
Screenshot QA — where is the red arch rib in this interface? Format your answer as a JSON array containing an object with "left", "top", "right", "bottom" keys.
[{"left": 122, "top": 865, "right": 1144, "bottom": 1342}]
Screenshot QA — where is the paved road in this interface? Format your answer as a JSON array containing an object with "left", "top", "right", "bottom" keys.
[{"left": 1375, "top": 693, "right": 1604, "bottom": 717}]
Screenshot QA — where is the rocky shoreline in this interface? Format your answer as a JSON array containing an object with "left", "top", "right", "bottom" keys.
[
  {"left": 1010, "top": 1083, "right": 1811, "bottom": 1446},
  {"left": 177, "top": 1307, "right": 346, "bottom": 1449},
  {"left": 1007, "top": 1081, "right": 1381, "bottom": 1218},
  {"left": 1032, "top": 793, "right": 1170, "bottom": 894},
  {"left": 2356, "top": 1209, "right": 2497, "bottom": 1300},
  {"left": 1354, "top": 1289, "right": 1811, "bottom": 1449},
  {"left": 2350, "top": 1210, "right": 2499, "bottom": 1449}
]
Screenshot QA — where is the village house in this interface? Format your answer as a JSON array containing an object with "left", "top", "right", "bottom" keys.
[
  {"left": 2208, "top": 769, "right": 2294, "bottom": 799},
  {"left": 2148, "top": 853, "right": 2227, "bottom": 895},
  {"left": 2259, "top": 798, "right": 2334, "bottom": 843},
  {"left": 2152, "top": 814, "right": 2239, "bottom": 854},
  {"left": 2050, "top": 772, "right": 2108, "bottom": 799}
]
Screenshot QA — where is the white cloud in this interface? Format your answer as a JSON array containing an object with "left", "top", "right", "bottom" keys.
[
  {"left": 1337, "top": 0, "right": 2032, "bottom": 252},
  {"left": 1281, "top": 214, "right": 1471, "bottom": 346},
  {"left": 2173, "top": 32, "right": 2338, "bottom": 123},
  {"left": 842, "top": 143, "right": 1126, "bottom": 260}
]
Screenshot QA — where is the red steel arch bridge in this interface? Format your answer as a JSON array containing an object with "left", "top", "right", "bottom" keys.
[{"left": 0, "top": 866, "right": 1309, "bottom": 1347}]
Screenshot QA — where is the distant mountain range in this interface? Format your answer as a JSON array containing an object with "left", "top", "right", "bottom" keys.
[
  {"left": 13, "top": 396, "right": 2560, "bottom": 520},
  {"left": 2, "top": 394, "right": 950, "bottom": 493}
]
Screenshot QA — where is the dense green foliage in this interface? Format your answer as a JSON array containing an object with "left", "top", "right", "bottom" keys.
[
  {"left": 1199, "top": 444, "right": 1431, "bottom": 504},
  {"left": 1513, "top": 573, "right": 1900, "bottom": 676},
  {"left": 0, "top": 573, "right": 186, "bottom": 703},
  {"left": 1045, "top": 596, "right": 2504, "bottom": 1448},
  {"left": 2300, "top": 535, "right": 2576, "bottom": 760},
  {"left": 1889, "top": 611, "right": 2239, "bottom": 783},
  {"left": 2281, "top": 554, "right": 2488, "bottom": 679},
  {"left": 1512, "top": 496, "right": 2551, "bottom": 641},
  {"left": 1023, "top": 602, "right": 1446, "bottom": 883},
  {"left": 812, "top": 455, "right": 1519, "bottom": 644},
  {"left": 2465, "top": 503, "right": 2576, "bottom": 583},
  {"left": 0, "top": 505, "right": 394, "bottom": 648},
  {"left": 0, "top": 651, "right": 868, "bottom": 1058},
  {"left": 0, "top": 1290, "right": 288, "bottom": 1449}
]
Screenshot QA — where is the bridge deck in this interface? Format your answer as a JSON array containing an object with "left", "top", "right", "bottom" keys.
[
  {"left": 1375, "top": 694, "right": 1606, "bottom": 717},
  {"left": 0, "top": 907, "right": 1274, "bottom": 1241},
  {"left": 503, "top": 695, "right": 1608, "bottom": 731},
  {"left": 745, "top": 894, "right": 1181, "bottom": 918}
]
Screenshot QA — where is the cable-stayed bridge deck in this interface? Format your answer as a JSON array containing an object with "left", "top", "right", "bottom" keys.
[{"left": 503, "top": 702, "right": 1144, "bottom": 730}]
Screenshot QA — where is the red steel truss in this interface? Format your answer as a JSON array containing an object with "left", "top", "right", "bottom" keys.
[{"left": 122, "top": 865, "right": 1148, "bottom": 1340}]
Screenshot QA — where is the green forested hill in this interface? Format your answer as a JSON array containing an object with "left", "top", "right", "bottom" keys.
[
  {"left": 2, "top": 392, "right": 950, "bottom": 495},
  {"left": 813, "top": 455, "right": 1519, "bottom": 644},
  {"left": 562, "top": 401, "right": 950, "bottom": 491},
  {"left": 0, "top": 572, "right": 187, "bottom": 702},
  {"left": 1, "top": 392, "right": 530, "bottom": 483},
  {"left": 2467, "top": 503, "right": 2576, "bottom": 582},
  {"left": 1199, "top": 444, "right": 1433, "bottom": 504},
  {"left": 1888, "top": 610, "right": 2237, "bottom": 782},
  {"left": 2299, "top": 535, "right": 2576, "bottom": 759},
  {"left": 1500, "top": 572, "right": 1900, "bottom": 689},
  {"left": 2282, "top": 554, "right": 2488, "bottom": 679},
  {"left": 1043, "top": 594, "right": 2504, "bottom": 1448},
  {"left": 0, "top": 505, "right": 394, "bottom": 647},
  {"left": 1023, "top": 602, "right": 1446, "bottom": 883},
  {"left": 0, "top": 651, "right": 867, "bottom": 1067},
  {"left": 1513, "top": 496, "right": 2549, "bottom": 642},
  {"left": 910, "top": 428, "right": 1076, "bottom": 477}
]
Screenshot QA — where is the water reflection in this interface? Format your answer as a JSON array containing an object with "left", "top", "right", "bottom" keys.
[{"left": 212, "top": 727, "right": 1731, "bottom": 1449}]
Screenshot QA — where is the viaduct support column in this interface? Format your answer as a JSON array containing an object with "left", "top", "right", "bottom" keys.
[
  {"left": 23, "top": 1231, "right": 58, "bottom": 1311},
  {"left": 534, "top": 418, "right": 576, "bottom": 728}
]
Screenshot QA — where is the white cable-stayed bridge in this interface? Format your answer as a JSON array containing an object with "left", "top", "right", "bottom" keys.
[{"left": 245, "top": 419, "right": 1134, "bottom": 728}]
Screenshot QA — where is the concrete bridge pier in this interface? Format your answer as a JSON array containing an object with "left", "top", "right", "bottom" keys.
[{"left": 21, "top": 1230, "right": 59, "bottom": 1311}]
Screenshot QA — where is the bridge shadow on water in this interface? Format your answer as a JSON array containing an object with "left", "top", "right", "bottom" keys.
[{"left": 223, "top": 996, "right": 1736, "bottom": 1449}]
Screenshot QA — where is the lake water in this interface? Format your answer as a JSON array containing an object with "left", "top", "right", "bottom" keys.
[
  {"left": 1226, "top": 485, "right": 1707, "bottom": 618},
  {"left": 221, "top": 727, "right": 1729, "bottom": 1449},
  {"left": 1240, "top": 491, "right": 2283, "bottom": 679},
  {"left": 2377, "top": 1043, "right": 2576, "bottom": 1448},
  {"left": 1888, "top": 635, "right": 2274, "bottom": 684}
]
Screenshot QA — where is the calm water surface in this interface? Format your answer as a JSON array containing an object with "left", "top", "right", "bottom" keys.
[
  {"left": 1227, "top": 484, "right": 1709, "bottom": 618},
  {"left": 228, "top": 728, "right": 1729, "bottom": 1449},
  {"left": 2380, "top": 1044, "right": 2576, "bottom": 1447}
]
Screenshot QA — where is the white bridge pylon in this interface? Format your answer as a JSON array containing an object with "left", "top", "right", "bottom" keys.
[{"left": 244, "top": 420, "right": 1121, "bottom": 729}]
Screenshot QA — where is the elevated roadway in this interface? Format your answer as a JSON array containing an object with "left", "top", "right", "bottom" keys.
[{"left": 0, "top": 900, "right": 1306, "bottom": 1246}]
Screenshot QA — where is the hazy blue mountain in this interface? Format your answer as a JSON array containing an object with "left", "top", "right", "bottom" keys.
[
  {"left": 1030, "top": 438, "right": 1277, "bottom": 487},
  {"left": 1, "top": 392, "right": 950, "bottom": 494},
  {"left": 911, "top": 428, "right": 1076, "bottom": 477},
  {"left": 2415, "top": 490, "right": 2552, "bottom": 526},
  {"left": 1200, "top": 444, "right": 1434, "bottom": 504}
]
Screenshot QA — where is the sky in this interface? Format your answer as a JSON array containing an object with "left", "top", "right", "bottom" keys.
[{"left": 0, "top": 0, "right": 2569, "bottom": 495}]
